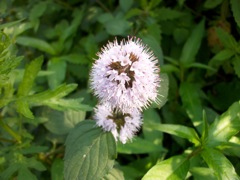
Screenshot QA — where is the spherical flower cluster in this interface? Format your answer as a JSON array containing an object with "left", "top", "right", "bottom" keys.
[
  {"left": 90, "top": 37, "right": 160, "bottom": 144},
  {"left": 90, "top": 37, "right": 160, "bottom": 113},
  {"left": 94, "top": 103, "right": 142, "bottom": 144}
]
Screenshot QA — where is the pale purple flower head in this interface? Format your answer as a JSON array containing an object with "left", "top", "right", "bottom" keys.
[
  {"left": 90, "top": 37, "right": 160, "bottom": 113},
  {"left": 94, "top": 103, "right": 142, "bottom": 144}
]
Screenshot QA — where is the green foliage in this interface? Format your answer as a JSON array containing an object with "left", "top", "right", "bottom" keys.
[
  {"left": 1, "top": 0, "right": 240, "bottom": 179},
  {"left": 64, "top": 120, "right": 116, "bottom": 179}
]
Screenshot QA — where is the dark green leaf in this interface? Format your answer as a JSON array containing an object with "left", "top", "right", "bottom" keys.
[
  {"left": 64, "top": 120, "right": 117, "bottom": 180},
  {"left": 142, "top": 155, "right": 190, "bottom": 180},
  {"left": 156, "top": 7, "right": 185, "bottom": 21},
  {"left": 204, "top": 0, "right": 223, "bottom": 9},
  {"left": 180, "top": 19, "right": 205, "bottom": 65},
  {"left": 120, "top": 0, "right": 133, "bottom": 12},
  {"left": 179, "top": 82, "right": 203, "bottom": 131},
  {"left": 201, "top": 148, "right": 239, "bottom": 179},
  {"left": 17, "top": 56, "right": 43, "bottom": 96},
  {"left": 216, "top": 28, "right": 238, "bottom": 50},
  {"left": 43, "top": 108, "right": 86, "bottom": 135},
  {"left": 47, "top": 58, "right": 66, "bottom": 89},
  {"left": 230, "top": 0, "right": 240, "bottom": 29},
  {"left": 141, "top": 35, "right": 164, "bottom": 65},
  {"left": 105, "top": 17, "right": 130, "bottom": 36},
  {"left": 18, "top": 168, "right": 37, "bottom": 180},
  {"left": 16, "top": 36, "right": 56, "bottom": 55},
  {"left": 51, "top": 158, "right": 64, "bottom": 180},
  {"left": 232, "top": 55, "right": 240, "bottom": 78}
]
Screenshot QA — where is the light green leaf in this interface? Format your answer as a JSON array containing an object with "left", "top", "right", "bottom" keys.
[
  {"left": 150, "top": 124, "right": 200, "bottom": 146},
  {"left": 204, "top": 0, "right": 223, "bottom": 9},
  {"left": 215, "top": 28, "right": 238, "bottom": 50},
  {"left": 104, "top": 166, "right": 125, "bottom": 180},
  {"left": 143, "top": 109, "right": 163, "bottom": 145},
  {"left": 47, "top": 58, "right": 66, "bottom": 89},
  {"left": 0, "top": 19, "right": 25, "bottom": 30},
  {"left": 43, "top": 108, "right": 86, "bottom": 135},
  {"left": 190, "top": 167, "right": 215, "bottom": 180},
  {"left": 117, "top": 137, "right": 165, "bottom": 154},
  {"left": 201, "top": 148, "right": 239, "bottom": 179},
  {"left": 151, "top": 73, "right": 169, "bottom": 109},
  {"left": 180, "top": 19, "right": 205, "bottom": 65},
  {"left": 142, "top": 155, "right": 190, "bottom": 180},
  {"left": 179, "top": 82, "right": 203, "bottom": 131},
  {"left": 16, "top": 36, "right": 56, "bottom": 55},
  {"left": 64, "top": 120, "right": 117, "bottom": 180},
  {"left": 16, "top": 100, "right": 34, "bottom": 119},
  {"left": 230, "top": 0, "right": 240, "bottom": 28},
  {"left": 51, "top": 158, "right": 64, "bottom": 180},
  {"left": 207, "top": 101, "right": 240, "bottom": 146},
  {"left": 17, "top": 56, "right": 43, "bottom": 96},
  {"left": 232, "top": 55, "right": 240, "bottom": 78},
  {"left": 186, "top": 62, "right": 216, "bottom": 71}
]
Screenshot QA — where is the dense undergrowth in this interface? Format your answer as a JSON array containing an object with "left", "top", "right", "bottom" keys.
[{"left": 0, "top": 0, "right": 240, "bottom": 179}]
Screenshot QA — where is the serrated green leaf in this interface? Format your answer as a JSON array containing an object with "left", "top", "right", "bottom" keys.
[
  {"left": 51, "top": 158, "right": 64, "bottom": 180},
  {"left": 64, "top": 120, "right": 117, "bottom": 180},
  {"left": 17, "top": 56, "right": 43, "bottom": 96},
  {"left": 232, "top": 55, "right": 240, "bottom": 78},
  {"left": 215, "top": 28, "right": 238, "bottom": 50},
  {"left": 142, "top": 155, "right": 190, "bottom": 180},
  {"left": 151, "top": 124, "right": 200, "bottom": 146},
  {"left": 207, "top": 101, "right": 240, "bottom": 147},
  {"left": 201, "top": 148, "right": 239, "bottom": 179},
  {"left": 156, "top": 7, "right": 185, "bottom": 21},
  {"left": 117, "top": 137, "right": 165, "bottom": 154},
  {"left": 180, "top": 19, "right": 205, "bottom": 65},
  {"left": 16, "top": 36, "right": 56, "bottom": 55},
  {"left": 43, "top": 108, "right": 86, "bottom": 135},
  {"left": 179, "top": 82, "right": 203, "bottom": 131},
  {"left": 47, "top": 58, "right": 66, "bottom": 89},
  {"left": 230, "top": 0, "right": 240, "bottom": 29}
]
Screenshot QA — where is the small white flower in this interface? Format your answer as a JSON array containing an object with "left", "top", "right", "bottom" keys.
[
  {"left": 90, "top": 37, "right": 160, "bottom": 113},
  {"left": 94, "top": 103, "right": 142, "bottom": 144}
]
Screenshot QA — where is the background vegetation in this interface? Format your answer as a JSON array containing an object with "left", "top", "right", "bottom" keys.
[{"left": 0, "top": 0, "right": 240, "bottom": 179}]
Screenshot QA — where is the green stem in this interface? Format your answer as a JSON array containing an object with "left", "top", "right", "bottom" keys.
[{"left": 0, "top": 116, "right": 21, "bottom": 143}]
